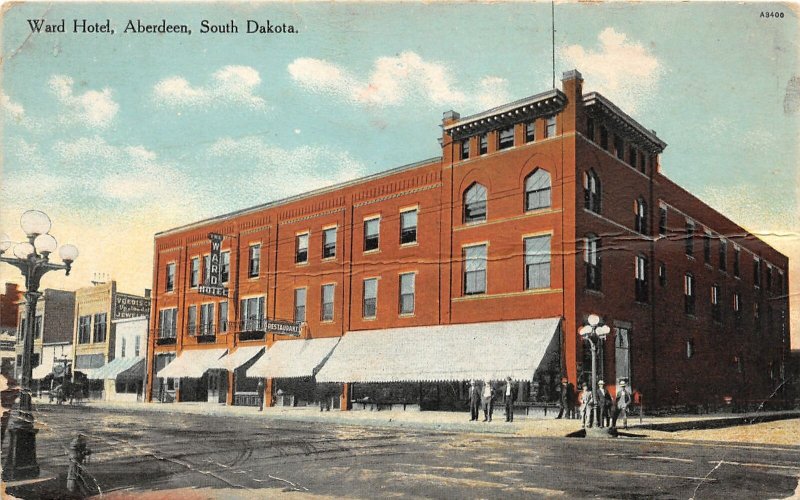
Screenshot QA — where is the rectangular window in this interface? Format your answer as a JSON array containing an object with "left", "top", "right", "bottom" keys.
[
  {"left": 659, "top": 205, "right": 667, "bottom": 235},
  {"left": 323, "top": 227, "right": 337, "bottom": 259},
  {"left": 121, "top": 337, "right": 127, "bottom": 358},
  {"left": 463, "top": 245, "right": 487, "bottom": 295},
  {"left": 733, "top": 292, "right": 742, "bottom": 324},
  {"left": 686, "top": 340, "right": 694, "bottom": 359},
  {"left": 218, "top": 301, "right": 228, "bottom": 332},
  {"left": 684, "top": 274, "right": 695, "bottom": 315},
  {"left": 526, "top": 122, "right": 536, "bottom": 143},
  {"left": 321, "top": 284, "right": 335, "bottom": 321},
  {"left": 294, "top": 288, "right": 306, "bottom": 323},
  {"left": 460, "top": 139, "right": 470, "bottom": 160},
  {"left": 186, "top": 305, "right": 197, "bottom": 335},
  {"left": 296, "top": 233, "right": 309, "bottom": 263},
  {"left": 166, "top": 263, "right": 176, "bottom": 292},
  {"left": 703, "top": 232, "right": 712, "bottom": 264},
  {"left": 200, "top": 303, "right": 215, "bottom": 335},
  {"left": 92, "top": 313, "right": 107, "bottom": 343},
  {"left": 614, "top": 136, "right": 624, "bottom": 160},
  {"left": 158, "top": 308, "right": 177, "bottom": 339},
  {"left": 240, "top": 297, "right": 265, "bottom": 331},
  {"left": 635, "top": 255, "right": 649, "bottom": 303},
  {"left": 134, "top": 336, "right": 141, "bottom": 357},
  {"left": 600, "top": 126, "right": 609, "bottom": 150},
  {"left": 719, "top": 239, "right": 727, "bottom": 272},
  {"left": 248, "top": 244, "right": 261, "bottom": 278},
  {"left": 711, "top": 285, "right": 722, "bottom": 322},
  {"left": 685, "top": 221, "right": 695, "bottom": 256},
  {"left": 190, "top": 257, "right": 200, "bottom": 287},
  {"left": 658, "top": 262, "right": 667, "bottom": 287},
  {"left": 479, "top": 133, "right": 488, "bottom": 155},
  {"left": 754, "top": 301, "right": 762, "bottom": 332},
  {"left": 586, "top": 118, "right": 594, "bottom": 142},
  {"left": 498, "top": 126, "right": 514, "bottom": 150},
  {"left": 629, "top": 145, "right": 636, "bottom": 167},
  {"left": 640, "top": 152, "right": 648, "bottom": 174},
  {"left": 400, "top": 209, "right": 418, "bottom": 245},
  {"left": 221, "top": 251, "right": 230, "bottom": 283},
  {"left": 78, "top": 315, "right": 91, "bottom": 344},
  {"left": 399, "top": 273, "right": 416, "bottom": 315},
  {"left": 545, "top": 116, "right": 556, "bottom": 138},
  {"left": 734, "top": 247, "right": 741, "bottom": 278},
  {"left": 754, "top": 258, "right": 761, "bottom": 288},
  {"left": 363, "top": 278, "right": 378, "bottom": 318},
  {"left": 364, "top": 217, "right": 380, "bottom": 252},
  {"left": 766, "top": 266, "right": 773, "bottom": 291},
  {"left": 584, "top": 236, "right": 602, "bottom": 291},
  {"left": 524, "top": 235, "right": 551, "bottom": 290}
]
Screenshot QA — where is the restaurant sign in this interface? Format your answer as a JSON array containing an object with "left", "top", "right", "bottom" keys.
[{"left": 266, "top": 319, "right": 301, "bottom": 337}]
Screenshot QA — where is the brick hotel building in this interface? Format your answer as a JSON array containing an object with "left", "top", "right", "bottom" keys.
[{"left": 146, "top": 70, "right": 790, "bottom": 411}]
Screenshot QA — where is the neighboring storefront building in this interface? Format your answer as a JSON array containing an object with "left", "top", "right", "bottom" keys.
[
  {"left": 72, "top": 281, "right": 150, "bottom": 399},
  {"left": 92, "top": 316, "right": 148, "bottom": 402},
  {"left": 146, "top": 70, "right": 790, "bottom": 411},
  {"left": 15, "top": 289, "right": 75, "bottom": 382}
]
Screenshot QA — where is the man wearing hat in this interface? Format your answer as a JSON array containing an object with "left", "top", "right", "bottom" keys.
[
  {"left": 597, "top": 380, "right": 613, "bottom": 428},
  {"left": 468, "top": 380, "right": 480, "bottom": 421},
  {"left": 613, "top": 379, "right": 632, "bottom": 429},
  {"left": 555, "top": 377, "right": 574, "bottom": 419},
  {"left": 579, "top": 382, "right": 593, "bottom": 428},
  {"left": 503, "top": 376, "right": 516, "bottom": 422}
]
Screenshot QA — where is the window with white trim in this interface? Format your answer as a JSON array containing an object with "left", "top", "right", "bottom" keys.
[
  {"left": 399, "top": 273, "right": 415, "bottom": 314},
  {"left": 583, "top": 170, "right": 601, "bottom": 213},
  {"left": 524, "top": 235, "right": 551, "bottom": 290},
  {"left": 463, "top": 245, "right": 487, "bottom": 295},
  {"left": 464, "top": 183, "right": 487, "bottom": 223},
  {"left": 294, "top": 288, "right": 306, "bottom": 322},
  {"left": 525, "top": 169, "right": 551, "bottom": 211},
  {"left": 635, "top": 255, "right": 649, "bottom": 303},
  {"left": 363, "top": 278, "right": 378, "bottom": 318},
  {"left": 400, "top": 209, "right": 418, "bottom": 245},
  {"left": 323, "top": 227, "right": 337, "bottom": 258},
  {"left": 296, "top": 233, "right": 309, "bottom": 263},
  {"left": 364, "top": 218, "right": 380, "bottom": 251},
  {"left": 585, "top": 234, "right": 602, "bottom": 291},
  {"left": 321, "top": 284, "right": 335, "bottom": 321}
]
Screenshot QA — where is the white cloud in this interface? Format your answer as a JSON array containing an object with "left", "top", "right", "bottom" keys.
[
  {"left": 153, "top": 65, "right": 266, "bottom": 110},
  {"left": 562, "top": 28, "right": 663, "bottom": 113},
  {"left": 1, "top": 92, "right": 25, "bottom": 123},
  {"left": 48, "top": 75, "right": 119, "bottom": 128},
  {"left": 209, "top": 137, "right": 366, "bottom": 200},
  {"left": 288, "top": 52, "right": 506, "bottom": 109}
]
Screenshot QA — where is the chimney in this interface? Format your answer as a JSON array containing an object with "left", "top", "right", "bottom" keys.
[
  {"left": 561, "top": 69, "right": 583, "bottom": 98},
  {"left": 144, "top": 289, "right": 151, "bottom": 299},
  {"left": 442, "top": 110, "right": 460, "bottom": 127}
]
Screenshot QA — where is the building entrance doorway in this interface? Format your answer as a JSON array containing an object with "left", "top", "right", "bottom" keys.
[{"left": 207, "top": 369, "right": 227, "bottom": 403}]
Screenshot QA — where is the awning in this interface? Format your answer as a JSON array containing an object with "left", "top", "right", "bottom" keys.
[
  {"left": 315, "top": 318, "right": 561, "bottom": 383},
  {"left": 32, "top": 356, "right": 55, "bottom": 380},
  {"left": 210, "top": 346, "right": 265, "bottom": 371},
  {"left": 88, "top": 357, "right": 144, "bottom": 380},
  {"left": 156, "top": 348, "right": 227, "bottom": 379},
  {"left": 246, "top": 337, "right": 340, "bottom": 379}
]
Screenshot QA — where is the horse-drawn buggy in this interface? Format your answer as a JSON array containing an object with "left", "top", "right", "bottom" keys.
[{"left": 45, "top": 359, "right": 88, "bottom": 405}]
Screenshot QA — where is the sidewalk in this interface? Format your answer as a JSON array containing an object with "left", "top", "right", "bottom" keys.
[{"left": 30, "top": 398, "right": 800, "bottom": 440}]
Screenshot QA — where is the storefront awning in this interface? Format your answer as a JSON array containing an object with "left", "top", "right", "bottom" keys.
[
  {"left": 246, "top": 337, "right": 340, "bottom": 379},
  {"left": 32, "top": 356, "right": 55, "bottom": 380},
  {"left": 315, "top": 318, "right": 561, "bottom": 383},
  {"left": 156, "top": 348, "right": 227, "bottom": 379},
  {"left": 89, "top": 357, "right": 144, "bottom": 380},
  {"left": 210, "top": 346, "right": 265, "bottom": 371}
]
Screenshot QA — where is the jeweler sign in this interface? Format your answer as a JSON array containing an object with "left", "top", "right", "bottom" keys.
[
  {"left": 199, "top": 232, "right": 228, "bottom": 297},
  {"left": 266, "top": 319, "right": 301, "bottom": 337}
]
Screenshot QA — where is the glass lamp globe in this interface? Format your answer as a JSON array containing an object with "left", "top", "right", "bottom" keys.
[
  {"left": 587, "top": 314, "right": 600, "bottom": 327},
  {"left": 578, "top": 325, "right": 593, "bottom": 337},
  {"left": 597, "top": 325, "right": 612, "bottom": 337},
  {"left": 20, "top": 210, "right": 52, "bottom": 237},
  {"left": 34, "top": 234, "right": 58, "bottom": 255},
  {"left": 0, "top": 233, "right": 13, "bottom": 253},
  {"left": 58, "top": 244, "right": 79, "bottom": 262},
  {"left": 12, "top": 242, "right": 35, "bottom": 259}
]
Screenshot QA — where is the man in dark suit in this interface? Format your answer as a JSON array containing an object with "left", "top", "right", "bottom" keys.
[
  {"left": 468, "top": 380, "right": 480, "bottom": 421},
  {"left": 503, "top": 377, "right": 517, "bottom": 422},
  {"left": 597, "top": 380, "right": 613, "bottom": 428},
  {"left": 556, "top": 378, "right": 574, "bottom": 419}
]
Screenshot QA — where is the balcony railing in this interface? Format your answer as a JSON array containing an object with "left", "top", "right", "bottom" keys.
[{"left": 156, "top": 328, "right": 177, "bottom": 346}]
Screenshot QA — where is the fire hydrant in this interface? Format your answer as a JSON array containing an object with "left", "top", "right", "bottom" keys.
[{"left": 67, "top": 434, "right": 91, "bottom": 492}]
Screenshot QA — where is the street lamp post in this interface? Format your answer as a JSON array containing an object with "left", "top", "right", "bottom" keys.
[
  {"left": 579, "top": 314, "right": 611, "bottom": 431},
  {"left": 0, "top": 210, "right": 78, "bottom": 480}
]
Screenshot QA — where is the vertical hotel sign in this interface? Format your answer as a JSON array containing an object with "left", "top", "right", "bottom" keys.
[{"left": 198, "top": 232, "right": 229, "bottom": 297}]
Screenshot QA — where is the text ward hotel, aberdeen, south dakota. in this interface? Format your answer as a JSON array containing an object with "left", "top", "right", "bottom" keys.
[{"left": 146, "top": 70, "right": 790, "bottom": 412}]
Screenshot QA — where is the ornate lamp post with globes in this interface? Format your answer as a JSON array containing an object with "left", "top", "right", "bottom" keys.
[
  {"left": 0, "top": 210, "right": 78, "bottom": 480},
  {"left": 579, "top": 314, "right": 611, "bottom": 433}
]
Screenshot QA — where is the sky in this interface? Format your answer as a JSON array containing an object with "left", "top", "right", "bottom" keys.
[{"left": 1, "top": 2, "right": 798, "bottom": 347}]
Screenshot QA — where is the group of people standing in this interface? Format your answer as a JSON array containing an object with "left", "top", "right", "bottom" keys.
[
  {"left": 557, "top": 377, "right": 633, "bottom": 429},
  {"left": 468, "top": 377, "right": 516, "bottom": 423}
]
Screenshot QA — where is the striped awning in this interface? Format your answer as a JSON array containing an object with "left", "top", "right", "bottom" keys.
[
  {"left": 210, "top": 346, "right": 265, "bottom": 371},
  {"left": 88, "top": 357, "right": 144, "bottom": 380},
  {"left": 156, "top": 348, "right": 227, "bottom": 379},
  {"left": 316, "top": 318, "right": 561, "bottom": 383},
  {"left": 246, "top": 337, "right": 340, "bottom": 379}
]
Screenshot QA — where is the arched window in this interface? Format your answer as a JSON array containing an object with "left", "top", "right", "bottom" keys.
[
  {"left": 584, "top": 233, "right": 601, "bottom": 291},
  {"left": 463, "top": 183, "right": 487, "bottom": 223},
  {"left": 583, "top": 169, "right": 601, "bottom": 213},
  {"left": 525, "top": 169, "right": 551, "bottom": 211},
  {"left": 634, "top": 197, "right": 647, "bottom": 234}
]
